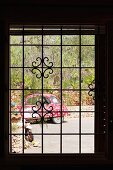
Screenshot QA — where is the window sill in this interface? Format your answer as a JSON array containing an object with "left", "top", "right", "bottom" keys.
[{"left": 1, "top": 153, "right": 112, "bottom": 166}]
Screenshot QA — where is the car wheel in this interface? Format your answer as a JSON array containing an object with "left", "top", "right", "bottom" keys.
[{"left": 52, "top": 117, "right": 64, "bottom": 124}]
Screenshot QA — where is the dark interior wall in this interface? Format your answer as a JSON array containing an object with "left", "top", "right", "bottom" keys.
[
  {"left": 0, "top": 0, "right": 113, "bottom": 169},
  {"left": 0, "top": 1, "right": 113, "bottom": 23}
]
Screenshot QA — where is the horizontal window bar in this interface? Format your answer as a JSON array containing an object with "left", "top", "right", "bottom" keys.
[
  {"left": 9, "top": 89, "right": 91, "bottom": 91},
  {"left": 9, "top": 30, "right": 105, "bottom": 35},
  {"left": 9, "top": 25, "right": 105, "bottom": 35},
  {"left": 9, "top": 133, "right": 105, "bottom": 135},
  {"left": 10, "top": 44, "right": 95, "bottom": 47},
  {"left": 9, "top": 66, "right": 95, "bottom": 69}
]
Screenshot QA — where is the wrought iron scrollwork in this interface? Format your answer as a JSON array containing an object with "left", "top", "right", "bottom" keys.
[
  {"left": 31, "top": 57, "right": 53, "bottom": 79},
  {"left": 88, "top": 80, "right": 95, "bottom": 100},
  {"left": 32, "top": 101, "right": 53, "bottom": 123},
  {"left": 43, "top": 101, "right": 53, "bottom": 113}
]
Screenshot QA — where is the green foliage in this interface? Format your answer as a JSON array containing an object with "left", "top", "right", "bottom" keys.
[{"left": 10, "top": 35, "right": 95, "bottom": 105}]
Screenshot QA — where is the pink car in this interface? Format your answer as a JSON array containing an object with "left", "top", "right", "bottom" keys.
[{"left": 18, "top": 93, "right": 69, "bottom": 124}]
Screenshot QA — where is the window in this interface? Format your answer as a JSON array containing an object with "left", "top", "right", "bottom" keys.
[{"left": 9, "top": 25, "right": 107, "bottom": 156}]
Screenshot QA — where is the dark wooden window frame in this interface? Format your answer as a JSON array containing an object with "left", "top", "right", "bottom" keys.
[{"left": 0, "top": 3, "right": 113, "bottom": 167}]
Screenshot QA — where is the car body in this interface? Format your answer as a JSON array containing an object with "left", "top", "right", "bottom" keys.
[{"left": 17, "top": 93, "right": 69, "bottom": 124}]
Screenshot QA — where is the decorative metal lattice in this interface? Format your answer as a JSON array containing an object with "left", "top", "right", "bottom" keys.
[
  {"left": 31, "top": 57, "right": 53, "bottom": 79},
  {"left": 31, "top": 56, "right": 54, "bottom": 121},
  {"left": 32, "top": 100, "right": 53, "bottom": 123}
]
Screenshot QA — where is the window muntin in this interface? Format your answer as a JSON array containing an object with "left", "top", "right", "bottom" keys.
[{"left": 9, "top": 25, "right": 105, "bottom": 154}]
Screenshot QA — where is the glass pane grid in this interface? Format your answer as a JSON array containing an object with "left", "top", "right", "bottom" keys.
[{"left": 9, "top": 25, "right": 97, "bottom": 154}]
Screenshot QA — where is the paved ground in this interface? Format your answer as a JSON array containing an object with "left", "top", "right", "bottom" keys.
[{"left": 24, "top": 114, "right": 94, "bottom": 154}]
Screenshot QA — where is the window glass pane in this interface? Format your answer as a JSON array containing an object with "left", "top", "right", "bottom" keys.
[
  {"left": 43, "top": 35, "right": 60, "bottom": 45},
  {"left": 81, "top": 135, "right": 94, "bottom": 153},
  {"left": 62, "top": 112, "right": 79, "bottom": 133},
  {"left": 43, "top": 68, "right": 60, "bottom": 89},
  {"left": 81, "top": 112, "right": 94, "bottom": 133},
  {"left": 81, "top": 68, "right": 95, "bottom": 89},
  {"left": 24, "top": 68, "right": 42, "bottom": 89},
  {"left": 9, "top": 25, "right": 96, "bottom": 154},
  {"left": 62, "top": 35, "right": 79, "bottom": 45},
  {"left": 81, "top": 46, "right": 95, "bottom": 67},
  {"left": 62, "top": 68, "right": 79, "bottom": 89},
  {"left": 10, "top": 35, "right": 23, "bottom": 44},
  {"left": 81, "top": 35, "right": 95, "bottom": 45},
  {"left": 62, "top": 91, "right": 79, "bottom": 111},
  {"left": 62, "top": 135, "right": 79, "bottom": 153},
  {"left": 24, "top": 135, "right": 42, "bottom": 153},
  {"left": 81, "top": 91, "right": 95, "bottom": 111},
  {"left": 10, "top": 90, "right": 23, "bottom": 134},
  {"left": 62, "top": 46, "right": 79, "bottom": 67},
  {"left": 11, "top": 68, "right": 22, "bottom": 89},
  {"left": 43, "top": 135, "right": 60, "bottom": 153},
  {"left": 9, "top": 135, "right": 23, "bottom": 153},
  {"left": 24, "top": 46, "right": 42, "bottom": 67},
  {"left": 43, "top": 46, "right": 60, "bottom": 67},
  {"left": 10, "top": 46, "right": 23, "bottom": 67},
  {"left": 24, "top": 35, "right": 42, "bottom": 44}
]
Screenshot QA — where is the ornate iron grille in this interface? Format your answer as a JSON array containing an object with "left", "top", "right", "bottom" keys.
[{"left": 9, "top": 25, "right": 105, "bottom": 154}]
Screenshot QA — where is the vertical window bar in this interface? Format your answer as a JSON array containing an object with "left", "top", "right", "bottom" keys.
[
  {"left": 60, "top": 26, "right": 63, "bottom": 153},
  {"left": 95, "top": 26, "right": 99, "bottom": 153},
  {"left": 22, "top": 26, "right": 25, "bottom": 154},
  {"left": 79, "top": 26, "right": 82, "bottom": 153},
  {"left": 94, "top": 29, "right": 96, "bottom": 153},
  {"left": 9, "top": 31, "right": 12, "bottom": 153},
  {"left": 42, "top": 26, "right": 44, "bottom": 154}
]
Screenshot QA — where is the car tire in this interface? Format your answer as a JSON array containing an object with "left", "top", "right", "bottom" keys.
[{"left": 52, "top": 117, "right": 64, "bottom": 124}]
